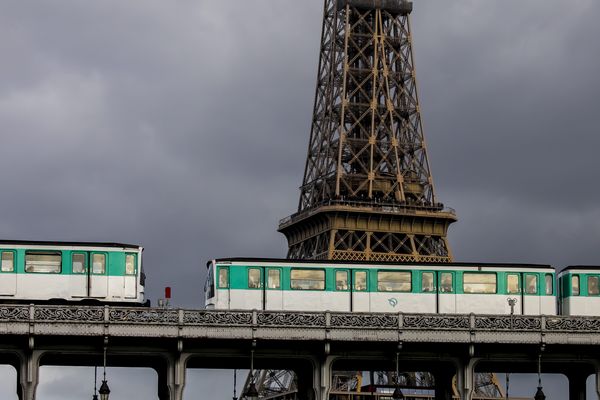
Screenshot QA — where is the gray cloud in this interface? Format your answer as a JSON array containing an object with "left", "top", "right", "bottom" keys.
[{"left": 0, "top": 0, "right": 599, "bottom": 398}]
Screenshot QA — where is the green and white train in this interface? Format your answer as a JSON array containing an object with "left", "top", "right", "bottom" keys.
[
  {"left": 0, "top": 240, "right": 146, "bottom": 305},
  {"left": 205, "top": 258, "right": 600, "bottom": 316}
]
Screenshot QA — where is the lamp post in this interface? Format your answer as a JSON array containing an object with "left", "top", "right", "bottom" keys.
[
  {"left": 533, "top": 353, "right": 545, "bottom": 400},
  {"left": 233, "top": 369, "right": 238, "bottom": 400},
  {"left": 243, "top": 340, "right": 259, "bottom": 400},
  {"left": 92, "top": 365, "right": 98, "bottom": 400},
  {"left": 98, "top": 338, "right": 110, "bottom": 400},
  {"left": 392, "top": 352, "right": 404, "bottom": 400}
]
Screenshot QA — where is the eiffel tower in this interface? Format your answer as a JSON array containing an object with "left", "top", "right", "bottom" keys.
[
  {"left": 277, "top": 0, "right": 456, "bottom": 262},
  {"left": 247, "top": 0, "right": 504, "bottom": 399}
]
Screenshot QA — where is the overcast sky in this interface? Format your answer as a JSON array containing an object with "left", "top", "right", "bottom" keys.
[{"left": 1, "top": 0, "right": 599, "bottom": 398}]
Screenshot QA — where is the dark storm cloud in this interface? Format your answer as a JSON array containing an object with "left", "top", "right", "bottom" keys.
[{"left": 0, "top": 1, "right": 599, "bottom": 398}]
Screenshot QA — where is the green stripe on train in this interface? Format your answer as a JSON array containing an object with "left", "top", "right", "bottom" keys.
[{"left": 217, "top": 264, "right": 555, "bottom": 296}]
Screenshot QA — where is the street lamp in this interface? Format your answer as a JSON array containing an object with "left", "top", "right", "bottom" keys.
[
  {"left": 392, "top": 352, "right": 404, "bottom": 400},
  {"left": 98, "top": 379, "right": 110, "bottom": 400},
  {"left": 243, "top": 340, "right": 259, "bottom": 400},
  {"left": 533, "top": 353, "right": 545, "bottom": 400},
  {"left": 98, "top": 338, "right": 110, "bottom": 400}
]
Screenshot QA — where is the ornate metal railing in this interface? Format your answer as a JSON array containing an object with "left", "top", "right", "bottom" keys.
[{"left": 0, "top": 304, "right": 600, "bottom": 334}]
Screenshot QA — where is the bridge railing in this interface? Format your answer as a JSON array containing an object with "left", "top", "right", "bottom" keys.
[{"left": 0, "top": 304, "right": 599, "bottom": 334}]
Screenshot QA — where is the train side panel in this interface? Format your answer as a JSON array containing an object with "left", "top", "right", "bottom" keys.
[
  {"left": 206, "top": 259, "right": 558, "bottom": 315},
  {"left": 0, "top": 243, "right": 145, "bottom": 305},
  {"left": 559, "top": 267, "right": 600, "bottom": 316}
]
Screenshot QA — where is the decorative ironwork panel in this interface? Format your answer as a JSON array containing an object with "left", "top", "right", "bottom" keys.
[
  {"left": 34, "top": 306, "right": 104, "bottom": 322},
  {"left": 0, "top": 305, "right": 30, "bottom": 321},
  {"left": 402, "top": 314, "right": 470, "bottom": 330},
  {"left": 256, "top": 312, "right": 326, "bottom": 327},
  {"left": 184, "top": 310, "right": 252, "bottom": 325},
  {"left": 330, "top": 313, "right": 397, "bottom": 328},
  {"left": 110, "top": 308, "right": 178, "bottom": 324},
  {"left": 546, "top": 317, "right": 600, "bottom": 332},
  {"left": 475, "top": 316, "right": 541, "bottom": 331}
]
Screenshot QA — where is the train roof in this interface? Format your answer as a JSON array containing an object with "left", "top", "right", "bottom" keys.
[
  {"left": 0, "top": 240, "right": 141, "bottom": 249},
  {"left": 209, "top": 257, "right": 553, "bottom": 270},
  {"left": 559, "top": 265, "right": 600, "bottom": 273}
]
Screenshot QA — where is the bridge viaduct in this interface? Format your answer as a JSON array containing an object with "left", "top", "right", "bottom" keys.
[{"left": 1, "top": 304, "right": 599, "bottom": 400}]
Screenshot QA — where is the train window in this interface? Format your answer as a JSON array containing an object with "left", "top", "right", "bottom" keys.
[
  {"left": 440, "top": 273, "right": 453, "bottom": 293},
  {"left": 335, "top": 271, "right": 349, "bottom": 291},
  {"left": 377, "top": 271, "right": 411, "bottom": 292},
  {"left": 588, "top": 276, "right": 599, "bottom": 296},
  {"left": 463, "top": 273, "right": 496, "bottom": 294},
  {"left": 506, "top": 274, "right": 520, "bottom": 294},
  {"left": 545, "top": 274, "right": 553, "bottom": 295},
  {"left": 248, "top": 268, "right": 261, "bottom": 289},
  {"left": 72, "top": 253, "right": 86, "bottom": 274},
  {"left": 1, "top": 252, "right": 14, "bottom": 272},
  {"left": 354, "top": 271, "right": 367, "bottom": 291},
  {"left": 268, "top": 269, "right": 280, "bottom": 289},
  {"left": 421, "top": 272, "right": 434, "bottom": 292},
  {"left": 525, "top": 274, "right": 538, "bottom": 295},
  {"left": 572, "top": 275, "right": 580, "bottom": 296},
  {"left": 25, "top": 252, "right": 61, "bottom": 273},
  {"left": 218, "top": 267, "right": 229, "bottom": 288},
  {"left": 125, "top": 254, "right": 136, "bottom": 275},
  {"left": 92, "top": 254, "right": 106, "bottom": 274},
  {"left": 291, "top": 269, "right": 325, "bottom": 290}
]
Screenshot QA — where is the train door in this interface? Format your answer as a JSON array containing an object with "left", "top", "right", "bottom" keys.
[
  {"left": 123, "top": 253, "right": 138, "bottom": 299},
  {"left": 522, "top": 273, "right": 541, "bottom": 315},
  {"left": 437, "top": 271, "right": 456, "bottom": 313},
  {"left": 332, "top": 269, "right": 350, "bottom": 311},
  {"left": 505, "top": 273, "right": 523, "bottom": 314},
  {"left": 217, "top": 266, "right": 230, "bottom": 309},
  {"left": 245, "top": 267, "right": 264, "bottom": 309},
  {"left": 351, "top": 269, "right": 370, "bottom": 312},
  {"left": 264, "top": 268, "right": 283, "bottom": 310},
  {"left": 89, "top": 252, "right": 108, "bottom": 298},
  {"left": 0, "top": 251, "right": 17, "bottom": 296},
  {"left": 70, "top": 252, "right": 89, "bottom": 297},
  {"left": 420, "top": 271, "right": 437, "bottom": 313}
]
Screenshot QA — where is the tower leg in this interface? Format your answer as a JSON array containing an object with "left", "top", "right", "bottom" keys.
[{"left": 17, "top": 351, "right": 41, "bottom": 400}]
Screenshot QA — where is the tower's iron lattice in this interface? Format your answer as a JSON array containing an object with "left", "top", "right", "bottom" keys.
[
  {"left": 278, "top": 0, "right": 456, "bottom": 262},
  {"left": 247, "top": 0, "right": 503, "bottom": 399}
]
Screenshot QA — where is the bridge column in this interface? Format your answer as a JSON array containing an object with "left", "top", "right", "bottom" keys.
[
  {"left": 433, "top": 367, "right": 455, "bottom": 400},
  {"left": 157, "top": 353, "right": 189, "bottom": 400},
  {"left": 456, "top": 358, "right": 477, "bottom": 400},
  {"left": 16, "top": 350, "right": 41, "bottom": 400},
  {"left": 566, "top": 371, "right": 588, "bottom": 400},
  {"left": 315, "top": 356, "right": 334, "bottom": 400}
]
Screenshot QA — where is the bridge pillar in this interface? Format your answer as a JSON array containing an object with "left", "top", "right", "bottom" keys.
[
  {"left": 16, "top": 350, "right": 42, "bottom": 400},
  {"left": 156, "top": 353, "right": 189, "bottom": 400},
  {"left": 314, "top": 356, "right": 334, "bottom": 400},
  {"left": 456, "top": 358, "right": 477, "bottom": 400},
  {"left": 566, "top": 371, "right": 588, "bottom": 400}
]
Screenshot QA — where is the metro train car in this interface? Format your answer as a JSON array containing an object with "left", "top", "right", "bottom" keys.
[
  {"left": 204, "top": 258, "right": 557, "bottom": 315},
  {"left": 0, "top": 240, "right": 146, "bottom": 305},
  {"left": 558, "top": 266, "right": 600, "bottom": 316}
]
